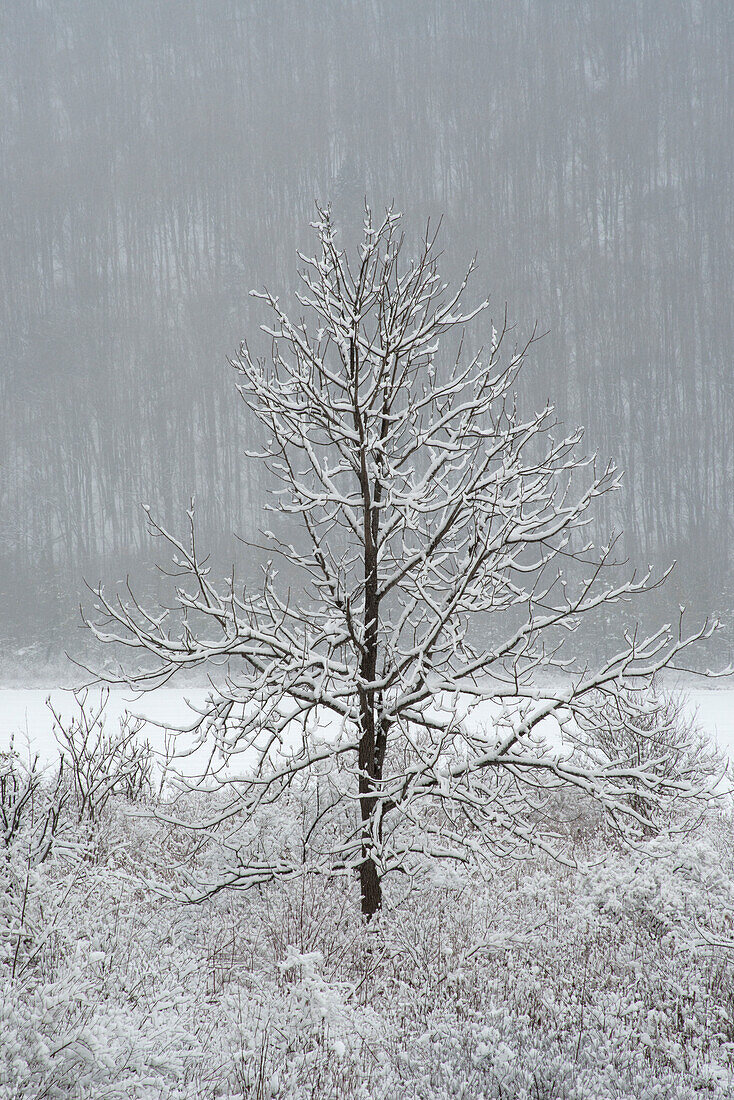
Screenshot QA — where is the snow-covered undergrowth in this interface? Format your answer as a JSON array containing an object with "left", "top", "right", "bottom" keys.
[{"left": 2, "top": 756, "right": 733, "bottom": 1100}]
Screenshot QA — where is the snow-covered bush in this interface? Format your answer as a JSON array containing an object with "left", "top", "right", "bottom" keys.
[
  {"left": 48, "top": 688, "right": 153, "bottom": 822},
  {"left": 1, "top": 737, "right": 732, "bottom": 1098},
  {"left": 566, "top": 683, "right": 729, "bottom": 837},
  {"left": 594, "top": 684, "right": 726, "bottom": 795},
  {"left": 0, "top": 744, "right": 66, "bottom": 861}
]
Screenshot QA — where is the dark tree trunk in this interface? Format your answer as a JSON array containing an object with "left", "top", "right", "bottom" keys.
[
  {"left": 353, "top": 332, "right": 386, "bottom": 921},
  {"left": 360, "top": 854, "right": 382, "bottom": 919},
  {"left": 358, "top": 710, "right": 382, "bottom": 919}
]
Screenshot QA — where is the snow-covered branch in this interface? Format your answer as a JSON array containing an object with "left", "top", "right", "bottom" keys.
[{"left": 88, "top": 206, "right": 719, "bottom": 918}]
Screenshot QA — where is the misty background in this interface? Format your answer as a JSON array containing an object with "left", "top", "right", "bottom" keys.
[{"left": 1, "top": 0, "right": 732, "bottom": 676}]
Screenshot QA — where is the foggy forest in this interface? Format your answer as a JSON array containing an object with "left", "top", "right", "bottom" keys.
[
  {"left": 2, "top": 0, "right": 733, "bottom": 671},
  {"left": 2, "top": 3, "right": 734, "bottom": 1099}
]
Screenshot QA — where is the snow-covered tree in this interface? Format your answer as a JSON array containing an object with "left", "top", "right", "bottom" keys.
[{"left": 88, "top": 207, "right": 715, "bottom": 918}]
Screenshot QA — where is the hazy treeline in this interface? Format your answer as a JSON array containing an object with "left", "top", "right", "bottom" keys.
[{"left": 1, "top": 0, "right": 732, "bottom": 664}]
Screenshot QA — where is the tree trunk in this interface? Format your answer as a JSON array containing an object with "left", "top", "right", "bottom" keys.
[
  {"left": 354, "top": 329, "right": 385, "bottom": 921},
  {"left": 358, "top": 738, "right": 382, "bottom": 920},
  {"left": 360, "top": 853, "right": 382, "bottom": 919}
]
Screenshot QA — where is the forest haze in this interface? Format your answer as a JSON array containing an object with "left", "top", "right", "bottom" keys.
[{"left": 1, "top": 0, "right": 732, "bottom": 672}]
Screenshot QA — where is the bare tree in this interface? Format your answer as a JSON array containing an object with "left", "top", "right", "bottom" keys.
[{"left": 87, "top": 207, "right": 715, "bottom": 918}]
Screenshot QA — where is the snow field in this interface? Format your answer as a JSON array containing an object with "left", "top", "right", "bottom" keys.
[{"left": 1, "top": 685, "right": 733, "bottom": 767}]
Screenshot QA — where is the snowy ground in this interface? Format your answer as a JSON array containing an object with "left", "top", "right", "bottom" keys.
[
  {"left": 3, "top": 684, "right": 734, "bottom": 1098},
  {"left": 0, "top": 687, "right": 214, "bottom": 776},
  {"left": 1, "top": 684, "right": 733, "bottom": 765},
  {"left": 682, "top": 687, "right": 734, "bottom": 758}
]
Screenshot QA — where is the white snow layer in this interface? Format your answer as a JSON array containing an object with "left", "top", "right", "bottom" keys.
[{"left": 0, "top": 684, "right": 733, "bottom": 766}]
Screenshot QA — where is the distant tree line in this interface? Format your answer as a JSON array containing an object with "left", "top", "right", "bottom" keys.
[{"left": 1, "top": 0, "right": 732, "bottom": 660}]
